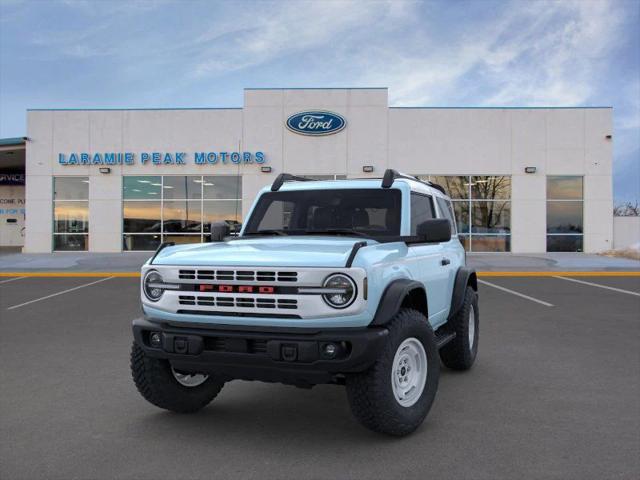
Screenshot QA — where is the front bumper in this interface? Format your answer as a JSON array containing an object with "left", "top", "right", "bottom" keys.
[{"left": 133, "top": 317, "right": 388, "bottom": 386}]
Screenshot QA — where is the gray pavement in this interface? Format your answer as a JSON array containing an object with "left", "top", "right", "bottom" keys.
[
  {"left": 1, "top": 248, "right": 639, "bottom": 272},
  {"left": 1, "top": 275, "right": 639, "bottom": 479}
]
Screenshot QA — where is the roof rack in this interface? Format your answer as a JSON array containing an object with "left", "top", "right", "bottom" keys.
[
  {"left": 381, "top": 169, "right": 446, "bottom": 194},
  {"left": 271, "top": 173, "right": 313, "bottom": 191}
]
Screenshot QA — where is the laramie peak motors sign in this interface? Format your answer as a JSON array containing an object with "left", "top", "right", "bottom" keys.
[
  {"left": 57, "top": 151, "right": 266, "bottom": 166},
  {"left": 286, "top": 111, "right": 346, "bottom": 136}
]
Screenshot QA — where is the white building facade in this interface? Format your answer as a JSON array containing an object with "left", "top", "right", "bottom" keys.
[{"left": 22, "top": 88, "right": 613, "bottom": 253}]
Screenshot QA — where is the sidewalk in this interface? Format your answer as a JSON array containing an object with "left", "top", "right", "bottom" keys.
[{"left": 1, "top": 249, "right": 638, "bottom": 273}]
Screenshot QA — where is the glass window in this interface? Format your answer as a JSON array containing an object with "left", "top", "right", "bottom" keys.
[
  {"left": 163, "top": 234, "right": 204, "bottom": 245},
  {"left": 414, "top": 175, "right": 511, "bottom": 252},
  {"left": 546, "top": 235, "right": 583, "bottom": 252},
  {"left": 162, "top": 176, "right": 203, "bottom": 200},
  {"left": 54, "top": 202, "right": 89, "bottom": 233},
  {"left": 472, "top": 201, "right": 511, "bottom": 234},
  {"left": 458, "top": 234, "right": 470, "bottom": 250},
  {"left": 547, "top": 176, "right": 584, "bottom": 252},
  {"left": 203, "top": 201, "right": 242, "bottom": 232},
  {"left": 547, "top": 202, "right": 583, "bottom": 233},
  {"left": 54, "top": 177, "right": 89, "bottom": 200},
  {"left": 420, "top": 176, "right": 468, "bottom": 199},
  {"left": 123, "top": 176, "right": 161, "bottom": 199},
  {"left": 53, "top": 177, "right": 89, "bottom": 251},
  {"left": 123, "top": 201, "right": 161, "bottom": 233},
  {"left": 471, "top": 235, "right": 511, "bottom": 252},
  {"left": 122, "top": 175, "right": 243, "bottom": 249},
  {"left": 123, "top": 234, "right": 161, "bottom": 251},
  {"left": 410, "top": 193, "right": 435, "bottom": 235},
  {"left": 244, "top": 189, "right": 401, "bottom": 238},
  {"left": 163, "top": 200, "right": 202, "bottom": 233},
  {"left": 203, "top": 176, "right": 242, "bottom": 199},
  {"left": 547, "top": 176, "right": 583, "bottom": 200},
  {"left": 471, "top": 176, "right": 511, "bottom": 200},
  {"left": 436, "top": 197, "right": 457, "bottom": 235},
  {"left": 451, "top": 201, "right": 469, "bottom": 234},
  {"left": 54, "top": 234, "right": 88, "bottom": 251}
]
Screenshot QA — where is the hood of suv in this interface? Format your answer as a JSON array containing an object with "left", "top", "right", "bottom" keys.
[{"left": 151, "top": 237, "right": 371, "bottom": 268}]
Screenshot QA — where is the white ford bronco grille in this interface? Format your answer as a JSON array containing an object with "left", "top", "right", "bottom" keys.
[
  {"left": 142, "top": 266, "right": 367, "bottom": 319},
  {"left": 178, "top": 295, "right": 298, "bottom": 310},
  {"left": 178, "top": 269, "right": 298, "bottom": 283}
]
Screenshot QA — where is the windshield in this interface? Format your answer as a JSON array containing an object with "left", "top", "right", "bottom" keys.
[{"left": 243, "top": 189, "right": 401, "bottom": 238}]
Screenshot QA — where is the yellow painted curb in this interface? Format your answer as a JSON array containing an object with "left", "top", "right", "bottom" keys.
[{"left": 0, "top": 271, "right": 638, "bottom": 278}]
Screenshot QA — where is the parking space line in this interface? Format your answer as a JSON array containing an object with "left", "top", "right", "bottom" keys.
[
  {"left": 6, "top": 277, "right": 115, "bottom": 310},
  {"left": 553, "top": 276, "right": 640, "bottom": 297},
  {"left": 478, "top": 279, "right": 554, "bottom": 307},
  {"left": 0, "top": 276, "right": 26, "bottom": 284}
]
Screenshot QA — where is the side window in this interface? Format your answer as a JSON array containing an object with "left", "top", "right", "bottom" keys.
[
  {"left": 410, "top": 193, "right": 435, "bottom": 235},
  {"left": 436, "top": 197, "right": 457, "bottom": 235}
]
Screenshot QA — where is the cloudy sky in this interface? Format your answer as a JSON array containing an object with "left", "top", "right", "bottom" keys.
[{"left": 1, "top": 0, "right": 638, "bottom": 203}]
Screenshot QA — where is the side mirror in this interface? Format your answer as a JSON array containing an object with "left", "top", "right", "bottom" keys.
[
  {"left": 210, "top": 221, "right": 231, "bottom": 242},
  {"left": 416, "top": 219, "right": 451, "bottom": 243}
]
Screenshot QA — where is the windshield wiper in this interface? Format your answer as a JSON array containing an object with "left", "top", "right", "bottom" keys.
[{"left": 304, "top": 229, "right": 371, "bottom": 238}]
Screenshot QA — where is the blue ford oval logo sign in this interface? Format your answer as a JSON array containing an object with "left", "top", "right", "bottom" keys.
[{"left": 286, "top": 111, "right": 346, "bottom": 136}]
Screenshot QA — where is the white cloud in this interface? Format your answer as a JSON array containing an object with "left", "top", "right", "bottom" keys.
[
  {"left": 191, "top": 0, "right": 406, "bottom": 78},
  {"left": 350, "top": 0, "right": 625, "bottom": 107}
]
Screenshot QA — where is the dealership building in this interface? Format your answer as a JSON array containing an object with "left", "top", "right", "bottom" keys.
[{"left": 0, "top": 88, "right": 613, "bottom": 253}]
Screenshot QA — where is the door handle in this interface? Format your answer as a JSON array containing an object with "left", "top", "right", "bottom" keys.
[{"left": 441, "top": 258, "right": 451, "bottom": 266}]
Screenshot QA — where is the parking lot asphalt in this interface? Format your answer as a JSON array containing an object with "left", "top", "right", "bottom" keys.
[{"left": 1, "top": 275, "right": 639, "bottom": 480}]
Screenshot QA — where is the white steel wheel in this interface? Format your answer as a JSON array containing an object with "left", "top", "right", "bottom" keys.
[
  {"left": 391, "top": 337, "right": 428, "bottom": 407},
  {"left": 468, "top": 305, "right": 476, "bottom": 351},
  {"left": 171, "top": 367, "right": 209, "bottom": 388}
]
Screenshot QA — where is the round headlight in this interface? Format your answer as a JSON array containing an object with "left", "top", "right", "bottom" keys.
[
  {"left": 143, "top": 270, "right": 164, "bottom": 302},
  {"left": 322, "top": 274, "right": 356, "bottom": 309}
]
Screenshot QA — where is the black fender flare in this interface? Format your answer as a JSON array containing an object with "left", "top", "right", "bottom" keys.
[
  {"left": 448, "top": 267, "right": 477, "bottom": 320},
  {"left": 370, "top": 279, "right": 428, "bottom": 326}
]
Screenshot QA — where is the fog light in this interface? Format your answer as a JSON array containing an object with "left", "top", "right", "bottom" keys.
[
  {"left": 323, "top": 343, "right": 337, "bottom": 358},
  {"left": 150, "top": 332, "right": 162, "bottom": 348}
]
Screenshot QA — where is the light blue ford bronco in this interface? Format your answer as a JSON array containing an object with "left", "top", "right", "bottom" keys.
[{"left": 131, "top": 170, "right": 479, "bottom": 436}]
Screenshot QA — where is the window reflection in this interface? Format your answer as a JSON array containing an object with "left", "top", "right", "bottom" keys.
[
  {"left": 203, "top": 176, "right": 242, "bottom": 199},
  {"left": 425, "top": 176, "right": 469, "bottom": 199},
  {"left": 54, "top": 202, "right": 89, "bottom": 233},
  {"left": 547, "top": 176, "right": 583, "bottom": 200},
  {"left": 162, "top": 200, "right": 202, "bottom": 233},
  {"left": 546, "top": 176, "right": 584, "bottom": 252},
  {"left": 54, "top": 177, "right": 89, "bottom": 200},
  {"left": 202, "top": 201, "right": 242, "bottom": 230},
  {"left": 451, "top": 201, "right": 469, "bottom": 233},
  {"left": 458, "top": 235, "right": 470, "bottom": 251},
  {"left": 471, "top": 235, "right": 510, "bottom": 252},
  {"left": 472, "top": 201, "right": 510, "bottom": 233},
  {"left": 122, "top": 176, "right": 243, "bottom": 249},
  {"left": 123, "top": 201, "right": 161, "bottom": 232},
  {"left": 471, "top": 176, "right": 510, "bottom": 200},
  {"left": 54, "top": 234, "right": 88, "bottom": 251},
  {"left": 414, "top": 175, "right": 512, "bottom": 252},
  {"left": 123, "top": 234, "right": 161, "bottom": 251},
  {"left": 123, "top": 176, "right": 161, "bottom": 199},
  {"left": 547, "top": 235, "right": 583, "bottom": 252},
  {"left": 162, "top": 176, "right": 202, "bottom": 200},
  {"left": 547, "top": 202, "right": 583, "bottom": 233},
  {"left": 163, "top": 234, "right": 204, "bottom": 245}
]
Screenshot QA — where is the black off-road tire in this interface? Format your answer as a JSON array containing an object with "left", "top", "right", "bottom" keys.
[
  {"left": 345, "top": 308, "right": 440, "bottom": 436},
  {"left": 439, "top": 286, "right": 478, "bottom": 370},
  {"left": 130, "top": 342, "right": 225, "bottom": 413}
]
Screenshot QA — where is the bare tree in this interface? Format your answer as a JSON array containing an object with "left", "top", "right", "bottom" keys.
[{"left": 613, "top": 202, "right": 639, "bottom": 217}]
